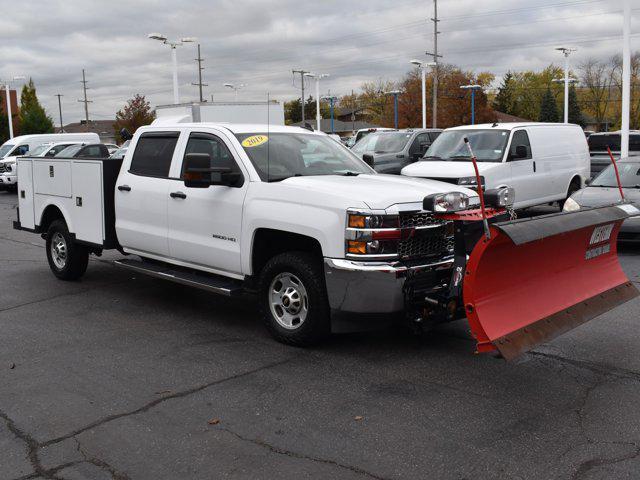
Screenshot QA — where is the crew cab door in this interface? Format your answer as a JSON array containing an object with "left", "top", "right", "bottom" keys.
[
  {"left": 115, "top": 131, "right": 180, "bottom": 257},
  {"left": 166, "top": 131, "right": 247, "bottom": 276}
]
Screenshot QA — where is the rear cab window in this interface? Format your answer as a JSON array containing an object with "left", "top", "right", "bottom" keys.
[{"left": 129, "top": 132, "right": 180, "bottom": 178}]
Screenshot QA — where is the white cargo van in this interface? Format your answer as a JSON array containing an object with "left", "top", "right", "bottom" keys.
[
  {"left": 401, "top": 123, "right": 590, "bottom": 209},
  {"left": 0, "top": 133, "right": 99, "bottom": 190}
]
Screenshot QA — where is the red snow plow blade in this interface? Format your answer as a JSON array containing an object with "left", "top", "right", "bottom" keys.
[{"left": 463, "top": 204, "right": 639, "bottom": 360}]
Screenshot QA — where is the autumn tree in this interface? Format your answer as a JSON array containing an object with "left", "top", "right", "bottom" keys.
[
  {"left": 578, "top": 58, "right": 614, "bottom": 130},
  {"left": 18, "top": 79, "right": 54, "bottom": 135},
  {"left": 539, "top": 88, "right": 559, "bottom": 122},
  {"left": 113, "top": 94, "right": 155, "bottom": 142}
]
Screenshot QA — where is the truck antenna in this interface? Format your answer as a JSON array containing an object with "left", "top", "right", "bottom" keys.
[{"left": 267, "top": 92, "right": 270, "bottom": 182}]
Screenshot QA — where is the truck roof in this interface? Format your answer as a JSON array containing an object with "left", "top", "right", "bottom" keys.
[
  {"left": 140, "top": 123, "right": 324, "bottom": 135},
  {"left": 446, "top": 122, "right": 582, "bottom": 131}
]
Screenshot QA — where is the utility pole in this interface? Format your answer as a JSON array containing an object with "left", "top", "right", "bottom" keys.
[
  {"left": 425, "top": 0, "right": 442, "bottom": 128},
  {"left": 55, "top": 94, "right": 64, "bottom": 132},
  {"left": 192, "top": 44, "right": 208, "bottom": 103},
  {"left": 555, "top": 47, "right": 576, "bottom": 123},
  {"left": 78, "top": 69, "right": 92, "bottom": 131},
  {"left": 292, "top": 69, "right": 309, "bottom": 122},
  {"left": 351, "top": 89, "right": 356, "bottom": 134}
]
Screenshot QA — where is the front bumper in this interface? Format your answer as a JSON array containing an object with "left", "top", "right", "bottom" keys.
[
  {"left": 0, "top": 174, "right": 17, "bottom": 186},
  {"left": 323, "top": 257, "right": 454, "bottom": 314}
]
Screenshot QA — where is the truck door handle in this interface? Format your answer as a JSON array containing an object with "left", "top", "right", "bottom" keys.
[
  {"left": 533, "top": 161, "right": 536, "bottom": 173},
  {"left": 170, "top": 191, "right": 187, "bottom": 199},
  {"left": 117, "top": 185, "right": 131, "bottom": 192}
]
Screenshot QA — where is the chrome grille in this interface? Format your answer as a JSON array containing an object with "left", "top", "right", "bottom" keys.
[
  {"left": 399, "top": 211, "right": 445, "bottom": 229},
  {"left": 0, "top": 164, "right": 6, "bottom": 174}
]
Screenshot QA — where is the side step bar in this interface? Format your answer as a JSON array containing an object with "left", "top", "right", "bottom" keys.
[{"left": 114, "top": 258, "right": 243, "bottom": 296}]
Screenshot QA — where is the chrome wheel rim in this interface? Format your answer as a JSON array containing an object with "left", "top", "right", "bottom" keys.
[
  {"left": 50, "top": 232, "right": 67, "bottom": 270},
  {"left": 269, "top": 272, "right": 308, "bottom": 330}
]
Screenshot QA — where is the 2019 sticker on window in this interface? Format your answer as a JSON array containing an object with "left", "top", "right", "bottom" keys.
[{"left": 242, "top": 135, "right": 269, "bottom": 148}]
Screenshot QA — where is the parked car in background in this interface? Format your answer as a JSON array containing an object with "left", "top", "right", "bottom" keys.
[
  {"left": 351, "top": 127, "right": 394, "bottom": 147},
  {"left": 109, "top": 140, "right": 130, "bottom": 159},
  {"left": 55, "top": 143, "right": 110, "bottom": 159},
  {"left": 401, "top": 122, "right": 590, "bottom": 210},
  {"left": 103, "top": 144, "right": 120, "bottom": 155},
  {"left": 24, "top": 141, "right": 85, "bottom": 158},
  {"left": 351, "top": 129, "right": 442, "bottom": 174},
  {"left": 0, "top": 133, "right": 100, "bottom": 191},
  {"left": 564, "top": 157, "right": 640, "bottom": 241},
  {"left": 588, "top": 131, "right": 640, "bottom": 177}
]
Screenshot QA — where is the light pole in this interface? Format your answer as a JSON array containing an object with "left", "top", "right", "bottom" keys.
[
  {"left": 148, "top": 33, "right": 196, "bottom": 104},
  {"left": 385, "top": 91, "right": 401, "bottom": 129},
  {"left": 304, "top": 73, "right": 329, "bottom": 131},
  {"left": 223, "top": 83, "right": 246, "bottom": 101},
  {"left": 410, "top": 60, "right": 436, "bottom": 129},
  {"left": 460, "top": 84, "right": 482, "bottom": 125},
  {"left": 555, "top": 47, "right": 576, "bottom": 123},
  {"left": 621, "top": 0, "right": 631, "bottom": 158},
  {"left": 552, "top": 76, "right": 578, "bottom": 123},
  {"left": 1, "top": 76, "right": 25, "bottom": 139},
  {"left": 322, "top": 96, "right": 338, "bottom": 134}
]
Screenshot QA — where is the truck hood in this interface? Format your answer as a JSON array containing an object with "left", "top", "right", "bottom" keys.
[
  {"left": 278, "top": 174, "right": 478, "bottom": 210},
  {"left": 0, "top": 156, "right": 17, "bottom": 164},
  {"left": 401, "top": 160, "right": 503, "bottom": 178}
]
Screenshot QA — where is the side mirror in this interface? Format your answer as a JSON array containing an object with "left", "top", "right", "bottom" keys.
[
  {"left": 183, "top": 153, "right": 243, "bottom": 188},
  {"left": 585, "top": 178, "right": 592, "bottom": 186},
  {"left": 120, "top": 128, "right": 133, "bottom": 141},
  {"left": 510, "top": 145, "right": 528, "bottom": 160}
]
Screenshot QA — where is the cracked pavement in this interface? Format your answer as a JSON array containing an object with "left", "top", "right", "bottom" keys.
[{"left": 1, "top": 192, "right": 640, "bottom": 479}]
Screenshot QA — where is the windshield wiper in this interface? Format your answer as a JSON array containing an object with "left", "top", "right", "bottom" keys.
[
  {"left": 422, "top": 155, "right": 442, "bottom": 160},
  {"left": 340, "top": 171, "right": 360, "bottom": 176}
]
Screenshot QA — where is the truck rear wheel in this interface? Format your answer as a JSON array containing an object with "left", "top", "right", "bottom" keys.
[
  {"left": 46, "top": 219, "right": 89, "bottom": 281},
  {"left": 259, "top": 252, "right": 330, "bottom": 346}
]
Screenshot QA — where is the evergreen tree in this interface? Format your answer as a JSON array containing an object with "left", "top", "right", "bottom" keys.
[
  {"left": 538, "top": 88, "right": 559, "bottom": 122},
  {"left": 0, "top": 112, "right": 9, "bottom": 144},
  {"left": 284, "top": 98, "right": 302, "bottom": 124},
  {"left": 113, "top": 94, "right": 156, "bottom": 142},
  {"left": 492, "top": 72, "right": 514, "bottom": 114},
  {"left": 18, "top": 79, "right": 54, "bottom": 135},
  {"left": 567, "top": 83, "right": 584, "bottom": 126}
]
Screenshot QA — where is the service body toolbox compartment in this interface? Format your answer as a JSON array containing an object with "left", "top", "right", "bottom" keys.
[{"left": 15, "top": 156, "right": 123, "bottom": 248}]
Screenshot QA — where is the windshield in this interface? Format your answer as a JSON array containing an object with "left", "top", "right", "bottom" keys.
[
  {"left": 422, "top": 129, "right": 509, "bottom": 162},
  {"left": 0, "top": 144, "right": 15, "bottom": 157},
  {"left": 591, "top": 162, "right": 640, "bottom": 188},
  {"left": 235, "top": 132, "right": 372, "bottom": 182},
  {"left": 352, "top": 131, "right": 413, "bottom": 154},
  {"left": 55, "top": 144, "right": 83, "bottom": 157},
  {"left": 29, "top": 144, "right": 52, "bottom": 156}
]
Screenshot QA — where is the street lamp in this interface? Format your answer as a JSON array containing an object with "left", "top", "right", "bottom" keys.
[
  {"left": 460, "top": 84, "right": 482, "bottom": 125},
  {"left": 148, "top": 33, "right": 196, "bottom": 104},
  {"left": 304, "top": 73, "right": 329, "bottom": 131},
  {"left": 1, "top": 76, "right": 26, "bottom": 139},
  {"left": 322, "top": 95, "right": 338, "bottom": 134},
  {"left": 385, "top": 90, "right": 402, "bottom": 129},
  {"left": 552, "top": 76, "right": 578, "bottom": 123},
  {"left": 410, "top": 60, "right": 436, "bottom": 129},
  {"left": 555, "top": 47, "right": 576, "bottom": 123},
  {"left": 223, "top": 83, "right": 246, "bottom": 101}
]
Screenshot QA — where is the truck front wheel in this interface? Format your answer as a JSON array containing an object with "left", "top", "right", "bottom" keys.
[
  {"left": 259, "top": 252, "right": 330, "bottom": 346},
  {"left": 46, "top": 219, "right": 89, "bottom": 281}
]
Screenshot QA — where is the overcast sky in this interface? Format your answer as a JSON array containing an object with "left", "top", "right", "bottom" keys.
[{"left": 0, "top": 0, "right": 637, "bottom": 125}]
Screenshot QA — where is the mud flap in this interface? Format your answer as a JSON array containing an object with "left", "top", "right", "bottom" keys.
[{"left": 463, "top": 204, "right": 640, "bottom": 360}]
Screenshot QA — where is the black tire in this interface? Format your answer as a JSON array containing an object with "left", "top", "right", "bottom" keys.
[
  {"left": 258, "top": 251, "right": 330, "bottom": 347},
  {"left": 45, "top": 219, "right": 89, "bottom": 281},
  {"left": 559, "top": 178, "right": 581, "bottom": 210}
]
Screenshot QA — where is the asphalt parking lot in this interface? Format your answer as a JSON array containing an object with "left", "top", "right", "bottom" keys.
[{"left": 1, "top": 191, "right": 639, "bottom": 480}]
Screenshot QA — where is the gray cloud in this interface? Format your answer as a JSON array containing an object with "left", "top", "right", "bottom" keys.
[{"left": 0, "top": 0, "right": 637, "bottom": 124}]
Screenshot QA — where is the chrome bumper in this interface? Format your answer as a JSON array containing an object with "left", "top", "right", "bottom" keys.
[{"left": 323, "top": 257, "right": 454, "bottom": 314}]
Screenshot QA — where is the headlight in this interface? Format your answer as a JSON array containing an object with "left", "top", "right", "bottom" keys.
[
  {"left": 423, "top": 192, "right": 471, "bottom": 213},
  {"left": 563, "top": 197, "right": 581, "bottom": 213},
  {"left": 346, "top": 211, "right": 400, "bottom": 257},
  {"left": 347, "top": 212, "right": 399, "bottom": 229},
  {"left": 458, "top": 176, "right": 485, "bottom": 187}
]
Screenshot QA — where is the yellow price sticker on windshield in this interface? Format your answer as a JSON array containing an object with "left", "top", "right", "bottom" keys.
[{"left": 241, "top": 135, "right": 269, "bottom": 148}]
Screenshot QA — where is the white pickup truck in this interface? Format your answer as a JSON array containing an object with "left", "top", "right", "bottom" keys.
[
  {"left": 14, "top": 123, "right": 490, "bottom": 345},
  {"left": 14, "top": 122, "right": 640, "bottom": 359}
]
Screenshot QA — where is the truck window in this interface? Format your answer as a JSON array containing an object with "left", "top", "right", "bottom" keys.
[
  {"left": 409, "top": 133, "right": 431, "bottom": 156},
  {"left": 79, "top": 145, "right": 103, "bottom": 158},
  {"left": 130, "top": 133, "right": 179, "bottom": 177},
  {"left": 14, "top": 145, "right": 29, "bottom": 156},
  {"left": 509, "top": 130, "right": 532, "bottom": 160},
  {"left": 181, "top": 133, "right": 241, "bottom": 179}
]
